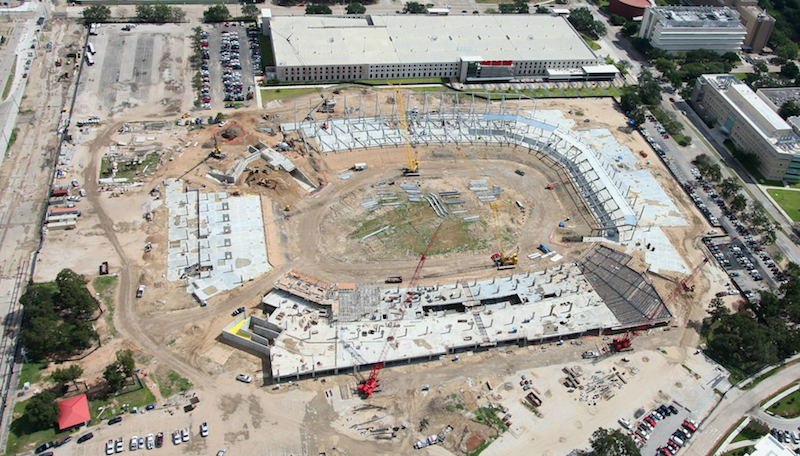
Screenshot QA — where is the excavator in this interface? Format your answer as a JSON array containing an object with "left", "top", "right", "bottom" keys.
[
  {"left": 209, "top": 137, "right": 226, "bottom": 160},
  {"left": 392, "top": 86, "right": 419, "bottom": 176}
]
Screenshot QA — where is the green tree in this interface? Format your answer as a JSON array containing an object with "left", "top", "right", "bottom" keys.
[
  {"left": 55, "top": 269, "right": 98, "bottom": 323},
  {"left": 346, "top": 2, "right": 366, "bottom": 13},
  {"left": 621, "top": 21, "right": 639, "bottom": 37},
  {"left": 116, "top": 349, "right": 136, "bottom": 378},
  {"left": 23, "top": 391, "right": 59, "bottom": 432},
  {"left": 569, "top": 8, "right": 606, "bottom": 39},
  {"left": 754, "top": 61, "right": 769, "bottom": 74},
  {"left": 609, "top": 14, "right": 626, "bottom": 26},
  {"left": 306, "top": 4, "right": 332, "bottom": 14},
  {"left": 731, "top": 193, "right": 748, "bottom": 213},
  {"left": 104, "top": 363, "right": 125, "bottom": 392},
  {"left": 500, "top": 3, "right": 517, "bottom": 13},
  {"left": 242, "top": 4, "right": 260, "bottom": 19},
  {"left": 620, "top": 90, "right": 642, "bottom": 114},
  {"left": 513, "top": 0, "right": 529, "bottom": 14},
  {"left": 637, "top": 68, "right": 662, "bottom": 105},
  {"left": 203, "top": 4, "right": 230, "bottom": 23},
  {"left": 535, "top": 5, "right": 550, "bottom": 13},
  {"left": 780, "top": 100, "right": 800, "bottom": 119},
  {"left": 51, "top": 364, "right": 84, "bottom": 391},
  {"left": 590, "top": 428, "right": 641, "bottom": 456},
  {"left": 720, "top": 177, "right": 742, "bottom": 199},
  {"left": 484, "top": 7, "right": 498, "bottom": 14},
  {"left": 81, "top": 5, "right": 111, "bottom": 24},
  {"left": 781, "top": 62, "right": 800, "bottom": 80},
  {"left": 402, "top": 1, "right": 427, "bottom": 13},
  {"left": 775, "top": 43, "right": 799, "bottom": 61}
]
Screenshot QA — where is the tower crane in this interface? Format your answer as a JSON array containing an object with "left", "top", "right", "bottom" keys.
[
  {"left": 454, "top": 146, "right": 518, "bottom": 268},
  {"left": 611, "top": 257, "right": 708, "bottom": 352},
  {"left": 358, "top": 222, "right": 444, "bottom": 397},
  {"left": 391, "top": 86, "right": 420, "bottom": 176}
]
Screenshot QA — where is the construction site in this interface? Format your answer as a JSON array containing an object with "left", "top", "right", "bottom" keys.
[{"left": 27, "top": 45, "right": 723, "bottom": 453}]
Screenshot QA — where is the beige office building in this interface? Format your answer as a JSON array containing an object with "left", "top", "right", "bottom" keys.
[{"left": 691, "top": 74, "right": 800, "bottom": 182}]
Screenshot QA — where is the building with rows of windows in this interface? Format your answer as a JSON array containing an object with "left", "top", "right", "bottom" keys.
[{"left": 261, "top": 12, "right": 618, "bottom": 83}]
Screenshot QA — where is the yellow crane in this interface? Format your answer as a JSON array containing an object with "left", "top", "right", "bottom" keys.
[
  {"left": 455, "top": 146, "right": 518, "bottom": 268},
  {"left": 392, "top": 86, "right": 420, "bottom": 175}
]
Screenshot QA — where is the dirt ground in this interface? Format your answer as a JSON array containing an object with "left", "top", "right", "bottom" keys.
[{"left": 27, "top": 66, "right": 726, "bottom": 456}]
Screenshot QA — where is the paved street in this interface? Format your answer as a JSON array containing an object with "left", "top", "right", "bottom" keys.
[{"left": 685, "top": 363, "right": 800, "bottom": 455}]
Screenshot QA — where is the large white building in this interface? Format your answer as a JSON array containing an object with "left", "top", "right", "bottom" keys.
[
  {"left": 640, "top": 6, "right": 747, "bottom": 53},
  {"left": 262, "top": 13, "right": 617, "bottom": 83},
  {"left": 691, "top": 74, "right": 800, "bottom": 182},
  {"left": 746, "top": 435, "right": 796, "bottom": 456}
]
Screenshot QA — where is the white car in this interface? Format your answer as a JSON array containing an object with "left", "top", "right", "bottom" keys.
[
  {"left": 116, "top": 438, "right": 124, "bottom": 453},
  {"left": 138, "top": 436, "right": 145, "bottom": 449},
  {"left": 130, "top": 435, "right": 139, "bottom": 451},
  {"left": 236, "top": 374, "right": 252, "bottom": 383},
  {"left": 172, "top": 431, "right": 181, "bottom": 445},
  {"left": 146, "top": 433, "right": 155, "bottom": 450},
  {"left": 200, "top": 422, "right": 209, "bottom": 437},
  {"left": 182, "top": 427, "right": 190, "bottom": 442},
  {"left": 217, "top": 450, "right": 227, "bottom": 456},
  {"left": 106, "top": 440, "right": 115, "bottom": 455}
]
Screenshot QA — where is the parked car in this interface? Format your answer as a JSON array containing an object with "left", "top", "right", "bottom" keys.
[
  {"left": 77, "top": 432, "right": 94, "bottom": 444},
  {"left": 106, "top": 440, "right": 115, "bottom": 455},
  {"left": 182, "top": 427, "right": 190, "bottom": 442},
  {"left": 155, "top": 432, "right": 164, "bottom": 448},
  {"left": 201, "top": 422, "right": 209, "bottom": 437},
  {"left": 116, "top": 437, "right": 124, "bottom": 453},
  {"left": 108, "top": 416, "right": 123, "bottom": 425},
  {"left": 236, "top": 373, "right": 252, "bottom": 383},
  {"left": 172, "top": 431, "right": 181, "bottom": 445}
]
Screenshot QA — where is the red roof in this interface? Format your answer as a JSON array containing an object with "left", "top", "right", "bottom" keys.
[{"left": 58, "top": 394, "right": 90, "bottom": 430}]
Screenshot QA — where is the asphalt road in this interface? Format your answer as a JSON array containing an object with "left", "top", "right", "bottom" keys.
[{"left": 684, "top": 363, "right": 800, "bottom": 455}]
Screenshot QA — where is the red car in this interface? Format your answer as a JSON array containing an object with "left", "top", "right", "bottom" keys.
[
  {"left": 669, "top": 97, "right": 676, "bottom": 102},
  {"left": 645, "top": 416, "right": 656, "bottom": 426}
]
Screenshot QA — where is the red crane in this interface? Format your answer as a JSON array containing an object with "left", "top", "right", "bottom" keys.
[
  {"left": 611, "top": 257, "right": 708, "bottom": 352},
  {"left": 358, "top": 222, "right": 444, "bottom": 397}
]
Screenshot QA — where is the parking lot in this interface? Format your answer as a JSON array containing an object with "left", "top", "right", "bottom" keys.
[
  {"left": 204, "top": 23, "right": 257, "bottom": 110},
  {"left": 638, "top": 110, "right": 778, "bottom": 300},
  {"left": 636, "top": 405, "right": 693, "bottom": 456}
]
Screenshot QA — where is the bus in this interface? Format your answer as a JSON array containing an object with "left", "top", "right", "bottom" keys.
[{"left": 87, "top": 42, "right": 95, "bottom": 55}]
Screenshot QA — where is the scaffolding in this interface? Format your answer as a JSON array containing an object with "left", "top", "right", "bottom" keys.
[{"left": 281, "top": 92, "right": 638, "bottom": 238}]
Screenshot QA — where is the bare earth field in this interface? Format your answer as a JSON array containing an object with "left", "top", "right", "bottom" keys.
[{"left": 23, "top": 53, "right": 727, "bottom": 456}]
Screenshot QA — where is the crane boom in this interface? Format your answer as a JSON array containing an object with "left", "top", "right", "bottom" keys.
[
  {"left": 358, "top": 222, "right": 444, "bottom": 397},
  {"left": 393, "top": 87, "right": 420, "bottom": 175}
]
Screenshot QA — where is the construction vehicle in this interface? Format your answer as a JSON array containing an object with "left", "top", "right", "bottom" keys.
[
  {"left": 359, "top": 222, "right": 444, "bottom": 397},
  {"left": 284, "top": 204, "right": 291, "bottom": 212},
  {"left": 392, "top": 86, "right": 419, "bottom": 176},
  {"left": 454, "top": 146, "right": 518, "bottom": 268},
  {"left": 257, "top": 178, "right": 277, "bottom": 189},
  {"left": 209, "top": 137, "right": 226, "bottom": 160},
  {"left": 58, "top": 71, "right": 69, "bottom": 81},
  {"left": 55, "top": 57, "right": 62, "bottom": 67},
  {"left": 545, "top": 177, "right": 570, "bottom": 190}
]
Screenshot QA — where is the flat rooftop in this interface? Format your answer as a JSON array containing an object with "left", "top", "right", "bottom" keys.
[
  {"left": 269, "top": 15, "right": 598, "bottom": 67},
  {"left": 758, "top": 87, "right": 800, "bottom": 110},
  {"left": 704, "top": 74, "right": 800, "bottom": 154},
  {"left": 233, "top": 245, "right": 670, "bottom": 381},
  {"left": 649, "top": 6, "right": 742, "bottom": 26}
]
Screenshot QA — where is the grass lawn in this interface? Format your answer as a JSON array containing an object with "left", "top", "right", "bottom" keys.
[
  {"left": 732, "top": 420, "right": 770, "bottom": 443},
  {"left": 722, "top": 447, "right": 755, "bottom": 456},
  {"left": 6, "top": 399, "right": 71, "bottom": 455},
  {"left": 533, "top": 88, "right": 550, "bottom": 98},
  {"left": 731, "top": 73, "right": 748, "bottom": 81},
  {"left": 260, "top": 87, "right": 319, "bottom": 103},
  {"left": 580, "top": 33, "right": 601, "bottom": 51},
  {"left": 17, "top": 362, "right": 46, "bottom": 388},
  {"left": 561, "top": 87, "right": 579, "bottom": 97},
  {"left": 154, "top": 370, "right": 192, "bottom": 399},
  {"left": 89, "top": 378, "right": 157, "bottom": 423},
  {"left": 605, "top": 85, "right": 622, "bottom": 97},
  {"left": 355, "top": 77, "right": 447, "bottom": 86},
  {"left": 93, "top": 276, "right": 118, "bottom": 337},
  {"left": 7, "top": 127, "right": 18, "bottom": 150},
  {"left": 767, "top": 388, "right": 800, "bottom": 418},
  {"left": 2, "top": 59, "right": 15, "bottom": 101},
  {"left": 257, "top": 34, "right": 274, "bottom": 68},
  {"left": 100, "top": 153, "right": 160, "bottom": 181},
  {"left": 767, "top": 189, "right": 800, "bottom": 221},
  {"left": 577, "top": 87, "right": 593, "bottom": 97}
]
